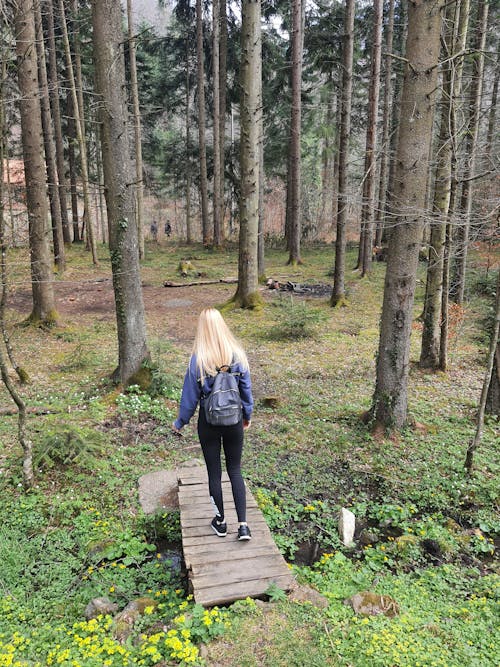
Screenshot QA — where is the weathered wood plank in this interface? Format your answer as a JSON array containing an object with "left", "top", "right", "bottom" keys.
[
  {"left": 189, "top": 545, "right": 280, "bottom": 569},
  {"left": 194, "top": 575, "right": 294, "bottom": 607},
  {"left": 193, "top": 563, "right": 290, "bottom": 590},
  {"left": 191, "top": 553, "right": 287, "bottom": 576},
  {"left": 181, "top": 511, "right": 264, "bottom": 528}
]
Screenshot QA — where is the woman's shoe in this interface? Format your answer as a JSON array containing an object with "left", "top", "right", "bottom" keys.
[
  {"left": 237, "top": 524, "right": 252, "bottom": 541},
  {"left": 211, "top": 516, "right": 227, "bottom": 537}
]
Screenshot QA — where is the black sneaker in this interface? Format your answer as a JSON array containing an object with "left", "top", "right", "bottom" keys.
[
  {"left": 211, "top": 516, "right": 227, "bottom": 537},
  {"left": 238, "top": 524, "right": 252, "bottom": 541}
]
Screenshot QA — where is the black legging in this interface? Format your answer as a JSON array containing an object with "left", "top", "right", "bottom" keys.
[{"left": 197, "top": 408, "right": 246, "bottom": 523}]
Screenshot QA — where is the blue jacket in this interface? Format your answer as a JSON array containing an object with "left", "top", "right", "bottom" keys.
[{"left": 174, "top": 355, "right": 254, "bottom": 429}]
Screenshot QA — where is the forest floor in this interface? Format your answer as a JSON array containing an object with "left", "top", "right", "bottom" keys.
[{"left": 0, "top": 241, "right": 498, "bottom": 666}]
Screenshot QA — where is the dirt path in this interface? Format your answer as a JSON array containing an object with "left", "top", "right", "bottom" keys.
[{"left": 7, "top": 279, "right": 242, "bottom": 346}]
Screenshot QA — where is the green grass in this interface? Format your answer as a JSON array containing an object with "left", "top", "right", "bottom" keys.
[{"left": 0, "top": 242, "right": 498, "bottom": 666}]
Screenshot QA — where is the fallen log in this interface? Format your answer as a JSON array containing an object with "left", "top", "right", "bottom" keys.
[{"left": 163, "top": 278, "right": 238, "bottom": 288}]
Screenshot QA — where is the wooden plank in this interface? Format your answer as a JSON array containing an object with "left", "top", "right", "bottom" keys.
[
  {"left": 182, "top": 523, "right": 268, "bottom": 540},
  {"left": 189, "top": 545, "right": 280, "bottom": 569},
  {"left": 181, "top": 520, "right": 271, "bottom": 541},
  {"left": 182, "top": 539, "right": 280, "bottom": 567},
  {"left": 193, "top": 563, "right": 291, "bottom": 590},
  {"left": 191, "top": 553, "right": 288, "bottom": 576},
  {"left": 194, "top": 575, "right": 295, "bottom": 607},
  {"left": 180, "top": 511, "right": 264, "bottom": 528}
]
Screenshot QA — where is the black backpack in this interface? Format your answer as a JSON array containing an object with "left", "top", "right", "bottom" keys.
[{"left": 203, "top": 366, "right": 242, "bottom": 426}]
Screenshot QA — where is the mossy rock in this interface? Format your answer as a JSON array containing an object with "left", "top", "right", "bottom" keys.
[
  {"left": 178, "top": 260, "right": 198, "bottom": 277},
  {"left": 395, "top": 534, "right": 419, "bottom": 551},
  {"left": 261, "top": 396, "right": 281, "bottom": 409},
  {"left": 345, "top": 591, "right": 399, "bottom": 618}
]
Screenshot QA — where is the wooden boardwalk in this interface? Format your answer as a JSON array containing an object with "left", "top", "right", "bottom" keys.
[{"left": 178, "top": 467, "right": 294, "bottom": 607}]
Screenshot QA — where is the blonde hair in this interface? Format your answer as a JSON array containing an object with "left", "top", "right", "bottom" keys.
[{"left": 193, "top": 308, "right": 249, "bottom": 379}]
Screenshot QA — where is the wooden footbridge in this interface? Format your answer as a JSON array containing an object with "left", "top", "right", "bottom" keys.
[{"left": 178, "top": 467, "right": 294, "bottom": 607}]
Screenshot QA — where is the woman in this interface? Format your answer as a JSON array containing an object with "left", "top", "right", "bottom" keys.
[{"left": 172, "top": 308, "right": 254, "bottom": 541}]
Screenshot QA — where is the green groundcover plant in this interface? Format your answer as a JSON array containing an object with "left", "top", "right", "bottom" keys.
[{"left": 298, "top": 552, "right": 499, "bottom": 667}]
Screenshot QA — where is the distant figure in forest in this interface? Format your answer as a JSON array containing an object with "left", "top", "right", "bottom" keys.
[
  {"left": 150, "top": 221, "right": 158, "bottom": 241},
  {"left": 172, "top": 308, "right": 254, "bottom": 541},
  {"left": 164, "top": 221, "right": 172, "bottom": 237}
]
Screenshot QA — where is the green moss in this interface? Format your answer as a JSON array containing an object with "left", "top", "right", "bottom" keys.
[
  {"left": 127, "top": 365, "right": 153, "bottom": 391},
  {"left": 330, "top": 295, "right": 349, "bottom": 308},
  {"left": 16, "top": 367, "right": 30, "bottom": 385},
  {"left": 225, "top": 290, "right": 264, "bottom": 311}
]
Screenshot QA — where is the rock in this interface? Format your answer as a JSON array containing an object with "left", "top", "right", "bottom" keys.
[
  {"left": 339, "top": 508, "right": 356, "bottom": 546},
  {"left": 421, "top": 538, "right": 442, "bottom": 560},
  {"left": 289, "top": 583, "right": 329, "bottom": 609},
  {"left": 345, "top": 591, "right": 399, "bottom": 618},
  {"left": 113, "top": 597, "right": 158, "bottom": 643},
  {"left": 261, "top": 396, "right": 281, "bottom": 409},
  {"left": 85, "top": 597, "right": 118, "bottom": 620},
  {"left": 254, "top": 599, "right": 272, "bottom": 610},
  {"left": 138, "top": 470, "right": 179, "bottom": 514},
  {"left": 358, "top": 530, "right": 379, "bottom": 546},
  {"left": 178, "top": 260, "right": 197, "bottom": 277}
]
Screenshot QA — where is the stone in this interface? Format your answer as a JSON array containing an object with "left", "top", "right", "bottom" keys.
[
  {"left": 261, "top": 396, "right": 281, "bottom": 409},
  {"left": 138, "top": 470, "right": 179, "bottom": 514},
  {"left": 358, "top": 529, "right": 379, "bottom": 546},
  {"left": 345, "top": 591, "right": 399, "bottom": 618},
  {"left": 85, "top": 597, "right": 118, "bottom": 620},
  {"left": 113, "top": 597, "right": 158, "bottom": 643},
  {"left": 338, "top": 508, "right": 356, "bottom": 546},
  {"left": 289, "top": 583, "right": 329, "bottom": 609}
]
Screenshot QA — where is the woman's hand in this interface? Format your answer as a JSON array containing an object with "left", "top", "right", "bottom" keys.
[
  {"left": 243, "top": 419, "right": 251, "bottom": 430},
  {"left": 171, "top": 422, "right": 182, "bottom": 436}
]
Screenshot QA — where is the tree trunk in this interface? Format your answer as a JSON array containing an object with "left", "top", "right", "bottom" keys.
[
  {"left": 319, "top": 79, "right": 335, "bottom": 229},
  {"left": 331, "top": 0, "right": 355, "bottom": 306},
  {"left": 185, "top": 36, "right": 192, "bottom": 244},
  {"left": 359, "top": 0, "right": 383, "bottom": 277},
  {"left": 95, "top": 126, "right": 107, "bottom": 243},
  {"left": 485, "top": 51, "right": 499, "bottom": 162},
  {"left": 370, "top": 0, "right": 443, "bottom": 431},
  {"left": 465, "top": 269, "right": 500, "bottom": 473},
  {"left": 219, "top": 0, "right": 228, "bottom": 241},
  {"left": 196, "top": 0, "right": 210, "bottom": 245},
  {"left": 45, "top": 0, "right": 71, "bottom": 245},
  {"left": 34, "top": 0, "right": 65, "bottom": 273},
  {"left": 126, "top": 0, "right": 145, "bottom": 260},
  {"left": 419, "top": 1, "right": 459, "bottom": 369},
  {"left": 374, "top": 0, "right": 395, "bottom": 248},
  {"left": 212, "top": 0, "right": 222, "bottom": 247},
  {"left": 440, "top": 0, "right": 470, "bottom": 371},
  {"left": 453, "top": 0, "right": 489, "bottom": 304},
  {"left": 257, "top": 104, "right": 265, "bottom": 279},
  {"left": 14, "top": 0, "right": 58, "bottom": 326},
  {"left": 66, "top": 91, "right": 80, "bottom": 240},
  {"left": 92, "top": 0, "right": 150, "bottom": 385},
  {"left": 59, "top": 0, "right": 98, "bottom": 264},
  {"left": 287, "top": 0, "right": 303, "bottom": 266},
  {"left": 233, "top": 0, "right": 263, "bottom": 309},
  {"left": 0, "top": 59, "right": 29, "bottom": 384}
]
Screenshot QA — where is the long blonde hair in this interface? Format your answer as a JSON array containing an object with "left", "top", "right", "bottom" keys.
[{"left": 193, "top": 308, "right": 249, "bottom": 379}]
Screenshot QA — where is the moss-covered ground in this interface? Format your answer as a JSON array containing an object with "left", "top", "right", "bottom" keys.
[{"left": 0, "top": 242, "right": 498, "bottom": 666}]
